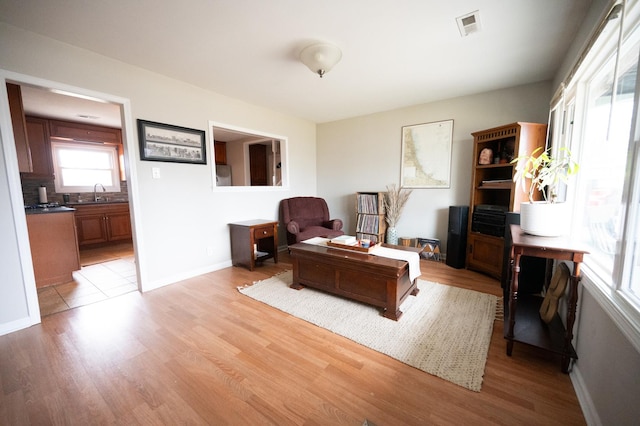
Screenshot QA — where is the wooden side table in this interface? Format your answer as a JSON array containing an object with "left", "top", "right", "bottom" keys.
[
  {"left": 505, "top": 224, "right": 589, "bottom": 373},
  {"left": 229, "top": 219, "right": 279, "bottom": 271}
]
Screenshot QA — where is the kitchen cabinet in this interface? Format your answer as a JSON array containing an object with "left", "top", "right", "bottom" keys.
[
  {"left": 214, "top": 141, "right": 227, "bottom": 164},
  {"left": 23, "top": 116, "right": 54, "bottom": 179},
  {"left": 49, "top": 119, "right": 121, "bottom": 144},
  {"left": 73, "top": 203, "right": 132, "bottom": 247},
  {"left": 26, "top": 209, "right": 80, "bottom": 288},
  {"left": 7, "top": 83, "right": 32, "bottom": 173},
  {"left": 466, "top": 233, "right": 504, "bottom": 278}
]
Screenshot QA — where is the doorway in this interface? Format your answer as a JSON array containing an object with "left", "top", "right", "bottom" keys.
[
  {"left": 5, "top": 78, "right": 141, "bottom": 318},
  {"left": 249, "top": 143, "right": 268, "bottom": 185}
]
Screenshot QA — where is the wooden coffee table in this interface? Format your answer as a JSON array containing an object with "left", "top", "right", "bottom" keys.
[{"left": 288, "top": 242, "right": 422, "bottom": 320}]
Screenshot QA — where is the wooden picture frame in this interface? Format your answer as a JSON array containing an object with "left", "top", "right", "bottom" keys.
[
  {"left": 400, "top": 119, "right": 453, "bottom": 188},
  {"left": 138, "top": 119, "right": 206, "bottom": 164}
]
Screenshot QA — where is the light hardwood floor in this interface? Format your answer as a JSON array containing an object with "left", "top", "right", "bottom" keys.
[{"left": 1, "top": 252, "right": 585, "bottom": 425}]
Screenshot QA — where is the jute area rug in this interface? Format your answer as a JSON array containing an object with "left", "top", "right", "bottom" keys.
[{"left": 238, "top": 270, "right": 498, "bottom": 392}]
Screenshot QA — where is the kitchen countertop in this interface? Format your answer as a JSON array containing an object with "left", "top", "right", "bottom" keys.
[
  {"left": 66, "top": 201, "right": 128, "bottom": 206},
  {"left": 25, "top": 206, "right": 76, "bottom": 215},
  {"left": 25, "top": 200, "right": 129, "bottom": 214}
]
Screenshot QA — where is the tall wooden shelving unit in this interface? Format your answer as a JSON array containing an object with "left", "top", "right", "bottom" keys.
[
  {"left": 355, "top": 192, "right": 386, "bottom": 243},
  {"left": 466, "top": 122, "right": 547, "bottom": 279}
]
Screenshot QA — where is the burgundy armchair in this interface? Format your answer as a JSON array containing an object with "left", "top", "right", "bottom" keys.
[{"left": 280, "top": 197, "right": 344, "bottom": 245}]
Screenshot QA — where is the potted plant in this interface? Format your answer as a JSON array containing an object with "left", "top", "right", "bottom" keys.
[
  {"left": 383, "top": 184, "right": 412, "bottom": 244},
  {"left": 511, "top": 147, "right": 579, "bottom": 236}
]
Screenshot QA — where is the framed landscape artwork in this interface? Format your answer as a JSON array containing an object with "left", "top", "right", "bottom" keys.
[
  {"left": 400, "top": 119, "right": 453, "bottom": 188},
  {"left": 138, "top": 119, "right": 206, "bottom": 164}
]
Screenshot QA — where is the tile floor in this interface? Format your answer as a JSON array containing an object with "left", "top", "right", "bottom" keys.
[{"left": 37, "top": 243, "right": 137, "bottom": 316}]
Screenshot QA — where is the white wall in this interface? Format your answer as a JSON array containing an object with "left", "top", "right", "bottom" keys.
[
  {"left": 317, "top": 81, "right": 552, "bottom": 248},
  {"left": 553, "top": 0, "right": 611, "bottom": 91},
  {"left": 0, "top": 23, "right": 317, "bottom": 334},
  {"left": 573, "top": 287, "right": 640, "bottom": 425}
]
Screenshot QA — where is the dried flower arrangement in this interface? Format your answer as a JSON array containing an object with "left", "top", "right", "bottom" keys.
[{"left": 383, "top": 184, "right": 412, "bottom": 227}]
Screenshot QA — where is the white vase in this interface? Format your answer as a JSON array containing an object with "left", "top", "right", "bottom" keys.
[
  {"left": 520, "top": 202, "right": 570, "bottom": 237},
  {"left": 386, "top": 226, "right": 398, "bottom": 245}
]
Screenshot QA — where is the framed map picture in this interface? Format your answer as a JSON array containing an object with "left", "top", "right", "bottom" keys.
[{"left": 400, "top": 119, "right": 453, "bottom": 188}]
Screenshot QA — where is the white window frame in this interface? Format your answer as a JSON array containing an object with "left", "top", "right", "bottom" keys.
[
  {"left": 559, "top": 0, "right": 640, "bottom": 351},
  {"left": 51, "top": 141, "right": 122, "bottom": 193}
]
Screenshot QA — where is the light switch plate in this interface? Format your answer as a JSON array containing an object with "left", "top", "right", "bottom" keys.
[{"left": 152, "top": 167, "right": 161, "bottom": 179}]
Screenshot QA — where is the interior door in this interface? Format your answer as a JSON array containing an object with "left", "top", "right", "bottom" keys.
[{"left": 249, "top": 143, "right": 268, "bottom": 186}]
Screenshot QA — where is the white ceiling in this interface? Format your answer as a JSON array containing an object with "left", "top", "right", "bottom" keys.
[{"left": 1, "top": 0, "right": 591, "bottom": 125}]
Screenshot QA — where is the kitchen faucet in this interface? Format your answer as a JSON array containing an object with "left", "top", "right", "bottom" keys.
[{"left": 94, "top": 183, "right": 106, "bottom": 202}]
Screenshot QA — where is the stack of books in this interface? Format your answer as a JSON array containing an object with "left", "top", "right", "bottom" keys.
[{"left": 330, "top": 235, "right": 357, "bottom": 245}]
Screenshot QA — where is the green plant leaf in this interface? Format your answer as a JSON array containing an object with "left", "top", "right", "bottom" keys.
[{"left": 511, "top": 147, "right": 579, "bottom": 203}]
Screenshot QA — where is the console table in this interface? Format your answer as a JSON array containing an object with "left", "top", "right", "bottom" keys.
[
  {"left": 229, "top": 219, "right": 278, "bottom": 271},
  {"left": 505, "top": 224, "right": 589, "bottom": 372}
]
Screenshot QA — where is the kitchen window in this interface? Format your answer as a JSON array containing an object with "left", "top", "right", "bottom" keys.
[{"left": 51, "top": 141, "right": 121, "bottom": 193}]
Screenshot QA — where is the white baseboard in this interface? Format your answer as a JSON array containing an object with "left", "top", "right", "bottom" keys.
[
  {"left": 0, "top": 316, "right": 35, "bottom": 337},
  {"left": 141, "top": 260, "right": 233, "bottom": 292},
  {"left": 571, "top": 364, "right": 602, "bottom": 426}
]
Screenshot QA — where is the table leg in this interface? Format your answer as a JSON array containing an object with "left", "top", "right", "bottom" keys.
[
  {"left": 411, "top": 284, "right": 420, "bottom": 296},
  {"left": 506, "top": 252, "right": 521, "bottom": 357},
  {"left": 383, "top": 307, "right": 402, "bottom": 321},
  {"left": 290, "top": 257, "right": 303, "bottom": 289},
  {"left": 561, "top": 264, "right": 581, "bottom": 372}
]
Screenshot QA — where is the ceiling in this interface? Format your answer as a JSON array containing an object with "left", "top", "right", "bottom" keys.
[{"left": 1, "top": 0, "right": 591, "bottom": 125}]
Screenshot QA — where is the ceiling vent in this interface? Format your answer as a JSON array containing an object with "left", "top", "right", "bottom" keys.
[{"left": 456, "top": 10, "right": 481, "bottom": 37}]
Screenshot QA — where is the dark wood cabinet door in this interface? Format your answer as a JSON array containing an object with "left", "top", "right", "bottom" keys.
[
  {"left": 214, "top": 141, "right": 227, "bottom": 165},
  {"left": 76, "top": 213, "right": 108, "bottom": 246},
  {"left": 249, "top": 143, "right": 268, "bottom": 186},
  {"left": 25, "top": 116, "right": 54, "bottom": 178},
  {"left": 107, "top": 211, "right": 132, "bottom": 241},
  {"left": 467, "top": 233, "right": 503, "bottom": 279}
]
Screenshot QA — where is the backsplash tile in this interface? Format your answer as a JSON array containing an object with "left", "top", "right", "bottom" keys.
[{"left": 22, "top": 178, "right": 129, "bottom": 206}]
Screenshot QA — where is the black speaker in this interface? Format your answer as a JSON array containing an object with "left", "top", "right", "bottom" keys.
[
  {"left": 446, "top": 206, "right": 469, "bottom": 269},
  {"left": 502, "top": 212, "right": 547, "bottom": 297}
]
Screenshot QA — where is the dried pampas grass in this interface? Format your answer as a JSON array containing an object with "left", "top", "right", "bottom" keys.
[{"left": 384, "top": 184, "right": 412, "bottom": 227}]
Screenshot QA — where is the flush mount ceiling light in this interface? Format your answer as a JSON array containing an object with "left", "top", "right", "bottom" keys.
[
  {"left": 299, "top": 42, "right": 342, "bottom": 78},
  {"left": 49, "top": 88, "right": 110, "bottom": 103}
]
